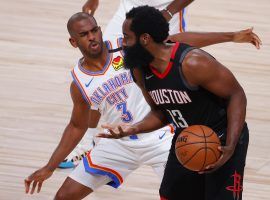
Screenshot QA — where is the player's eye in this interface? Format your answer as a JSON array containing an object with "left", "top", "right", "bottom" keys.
[{"left": 79, "top": 32, "right": 88, "bottom": 37}]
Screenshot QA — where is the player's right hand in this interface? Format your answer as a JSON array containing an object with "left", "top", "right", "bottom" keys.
[
  {"left": 97, "top": 124, "right": 139, "bottom": 139},
  {"left": 82, "top": 0, "right": 99, "bottom": 16},
  {"left": 24, "top": 166, "right": 53, "bottom": 194}
]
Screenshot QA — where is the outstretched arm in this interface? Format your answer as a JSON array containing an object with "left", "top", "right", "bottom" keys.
[
  {"left": 24, "top": 82, "right": 99, "bottom": 194},
  {"left": 167, "top": 27, "right": 262, "bottom": 49}
]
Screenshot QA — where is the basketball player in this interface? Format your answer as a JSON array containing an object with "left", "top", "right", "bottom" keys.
[
  {"left": 98, "top": 6, "right": 257, "bottom": 200},
  {"left": 24, "top": 12, "right": 261, "bottom": 199},
  {"left": 59, "top": 0, "right": 194, "bottom": 169}
]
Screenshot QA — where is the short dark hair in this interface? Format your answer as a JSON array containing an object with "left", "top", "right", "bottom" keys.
[
  {"left": 126, "top": 6, "right": 169, "bottom": 43},
  {"left": 67, "top": 12, "right": 97, "bottom": 36}
]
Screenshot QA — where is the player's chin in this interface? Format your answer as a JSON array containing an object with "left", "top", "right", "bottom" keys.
[{"left": 88, "top": 47, "right": 102, "bottom": 57}]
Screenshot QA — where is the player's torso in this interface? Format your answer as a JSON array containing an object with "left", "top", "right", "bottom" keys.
[
  {"left": 72, "top": 39, "right": 150, "bottom": 126},
  {"left": 144, "top": 43, "right": 227, "bottom": 134}
]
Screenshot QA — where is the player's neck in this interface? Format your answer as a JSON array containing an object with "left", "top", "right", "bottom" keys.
[
  {"left": 82, "top": 42, "right": 109, "bottom": 71},
  {"left": 149, "top": 43, "right": 174, "bottom": 74}
]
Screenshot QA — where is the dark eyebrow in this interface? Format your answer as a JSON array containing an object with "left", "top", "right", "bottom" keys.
[
  {"left": 91, "top": 26, "right": 99, "bottom": 30},
  {"left": 78, "top": 26, "right": 99, "bottom": 35},
  {"left": 78, "top": 31, "right": 88, "bottom": 35}
]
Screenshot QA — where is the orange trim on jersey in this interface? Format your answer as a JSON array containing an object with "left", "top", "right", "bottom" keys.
[
  {"left": 179, "top": 11, "right": 184, "bottom": 33},
  {"left": 85, "top": 152, "right": 123, "bottom": 184},
  {"left": 71, "top": 69, "right": 92, "bottom": 106},
  {"left": 168, "top": 124, "right": 175, "bottom": 134},
  {"left": 150, "top": 42, "right": 180, "bottom": 79}
]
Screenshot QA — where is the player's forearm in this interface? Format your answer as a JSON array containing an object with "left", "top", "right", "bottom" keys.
[
  {"left": 132, "top": 110, "right": 168, "bottom": 134},
  {"left": 167, "top": 0, "right": 194, "bottom": 15},
  {"left": 45, "top": 123, "right": 87, "bottom": 171},
  {"left": 169, "top": 32, "right": 235, "bottom": 48},
  {"left": 226, "top": 89, "right": 247, "bottom": 150}
]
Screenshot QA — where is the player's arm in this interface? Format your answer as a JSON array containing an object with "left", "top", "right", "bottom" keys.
[
  {"left": 161, "top": 0, "right": 194, "bottom": 21},
  {"left": 182, "top": 49, "right": 247, "bottom": 172},
  {"left": 130, "top": 68, "right": 169, "bottom": 133},
  {"left": 24, "top": 82, "right": 95, "bottom": 194},
  {"left": 82, "top": 0, "right": 99, "bottom": 15},
  {"left": 88, "top": 109, "right": 101, "bottom": 128},
  {"left": 167, "top": 28, "right": 262, "bottom": 49}
]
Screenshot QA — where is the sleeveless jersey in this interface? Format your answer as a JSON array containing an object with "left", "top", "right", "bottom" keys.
[
  {"left": 143, "top": 43, "right": 227, "bottom": 137},
  {"left": 71, "top": 38, "right": 169, "bottom": 140}
]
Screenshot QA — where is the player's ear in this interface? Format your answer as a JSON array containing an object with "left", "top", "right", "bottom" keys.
[
  {"left": 69, "top": 37, "right": 78, "bottom": 48},
  {"left": 140, "top": 33, "right": 150, "bottom": 46}
]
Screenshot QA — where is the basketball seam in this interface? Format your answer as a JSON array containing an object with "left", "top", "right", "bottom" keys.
[
  {"left": 175, "top": 146, "right": 220, "bottom": 171},
  {"left": 200, "top": 125, "right": 207, "bottom": 171},
  {"left": 180, "top": 147, "right": 206, "bottom": 170},
  {"left": 182, "top": 129, "right": 216, "bottom": 138},
  {"left": 175, "top": 141, "right": 220, "bottom": 149},
  {"left": 207, "top": 147, "right": 219, "bottom": 161}
]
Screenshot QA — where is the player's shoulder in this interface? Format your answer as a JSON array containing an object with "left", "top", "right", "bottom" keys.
[
  {"left": 105, "top": 36, "right": 123, "bottom": 51},
  {"left": 183, "top": 48, "right": 215, "bottom": 71}
]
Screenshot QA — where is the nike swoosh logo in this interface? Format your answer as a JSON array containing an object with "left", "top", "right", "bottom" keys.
[
  {"left": 159, "top": 131, "right": 166, "bottom": 140},
  {"left": 145, "top": 75, "right": 154, "bottom": 80},
  {"left": 85, "top": 78, "right": 94, "bottom": 87}
]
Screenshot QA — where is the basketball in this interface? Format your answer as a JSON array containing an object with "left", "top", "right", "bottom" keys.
[{"left": 175, "top": 125, "right": 221, "bottom": 171}]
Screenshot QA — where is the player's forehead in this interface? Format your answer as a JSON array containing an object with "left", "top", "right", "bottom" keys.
[
  {"left": 122, "top": 19, "right": 133, "bottom": 36},
  {"left": 72, "top": 17, "right": 97, "bottom": 32}
]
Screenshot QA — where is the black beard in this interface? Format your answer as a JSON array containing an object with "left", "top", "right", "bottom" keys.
[{"left": 123, "top": 42, "right": 154, "bottom": 71}]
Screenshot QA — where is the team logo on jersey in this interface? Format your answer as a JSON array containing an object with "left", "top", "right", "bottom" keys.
[
  {"left": 226, "top": 170, "right": 243, "bottom": 200},
  {"left": 112, "top": 56, "right": 124, "bottom": 71}
]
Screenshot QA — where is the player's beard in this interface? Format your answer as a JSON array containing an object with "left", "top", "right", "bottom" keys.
[{"left": 123, "top": 41, "right": 154, "bottom": 71}]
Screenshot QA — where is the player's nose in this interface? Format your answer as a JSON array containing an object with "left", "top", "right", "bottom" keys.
[{"left": 87, "top": 32, "right": 95, "bottom": 41}]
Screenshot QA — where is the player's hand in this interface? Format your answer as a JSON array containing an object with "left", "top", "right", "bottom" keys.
[
  {"left": 82, "top": 0, "right": 99, "bottom": 16},
  {"left": 24, "top": 166, "right": 53, "bottom": 194},
  {"left": 97, "top": 124, "right": 138, "bottom": 139},
  {"left": 198, "top": 145, "right": 234, "bottom": 174},
  {"left": 233, "top": 27, "right": 262, "bottom": 49}
]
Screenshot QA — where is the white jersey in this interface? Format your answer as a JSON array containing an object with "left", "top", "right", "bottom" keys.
[
  {"left": 103, "top": 0, "right": 186, "bottom": 40},
  {"left": 72, "top": 38, "right": 170, "bottom": 140}
]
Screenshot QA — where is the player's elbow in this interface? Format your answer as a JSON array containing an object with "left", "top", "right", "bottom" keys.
[
  {"left": 69, "top": 120, "right": 88, "bottom": 134},
  {"left": 233, "top": 87, "right": 247, "bottom": 108},
  {"left": 238, "top": 86, "right": 247, "bottom": 105}
]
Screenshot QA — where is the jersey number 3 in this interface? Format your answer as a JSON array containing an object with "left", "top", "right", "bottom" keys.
[
  {"left": 167, "top": 109, "right": 188, "bottom": 128},
  {"left": 116, "top": 102, "right": 133, "bottom": 123}
]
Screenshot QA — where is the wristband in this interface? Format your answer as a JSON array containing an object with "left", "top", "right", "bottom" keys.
[{"left": 164, "top": 8, "right": 173, "bottom": 18}]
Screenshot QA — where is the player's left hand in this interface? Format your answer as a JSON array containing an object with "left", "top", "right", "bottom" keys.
[
  {"left": 97, "top": 124, "right": 138, "bottom": 139},
  {"left": 233, "top": 27, "right": 262, "bottom": 49},
  {"left": 24, "top": 166, "right": 53, "bottom": 194},
  {"left": 198, "top": 145, "right": 234, "bottom": 174}
]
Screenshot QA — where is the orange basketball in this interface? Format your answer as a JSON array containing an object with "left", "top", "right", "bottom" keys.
[{"left": 175, "top": 125, "right": 221, "bottom": 171}]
